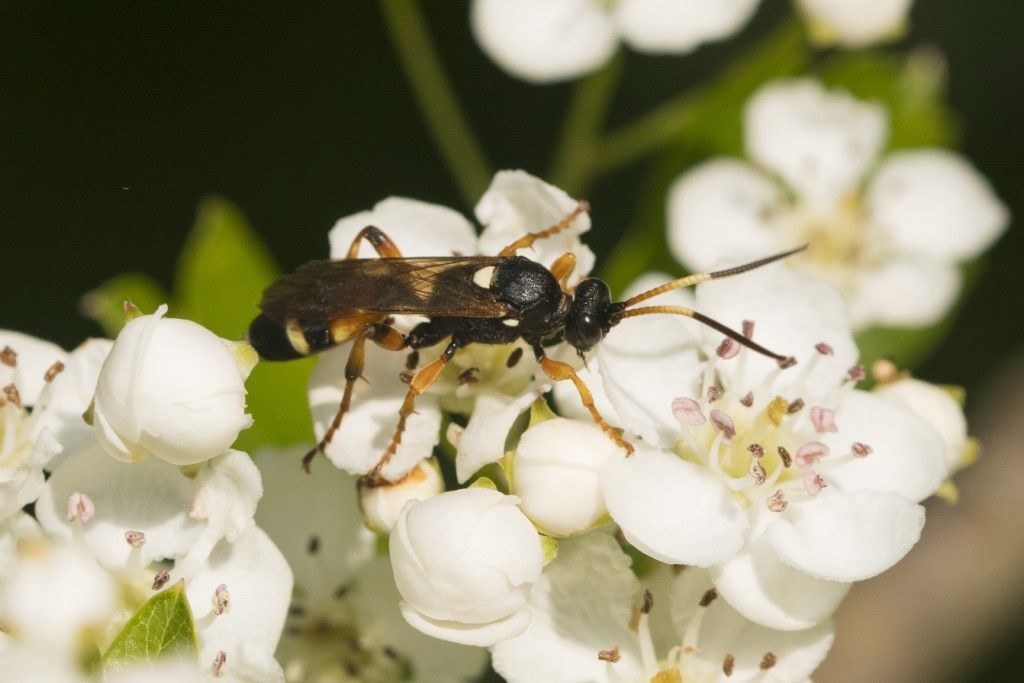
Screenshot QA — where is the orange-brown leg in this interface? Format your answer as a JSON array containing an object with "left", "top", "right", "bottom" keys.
[
  {"left": 498, "top": 202, "right": 590, "bottom": 257},
  {"left": 302, "top": 322, "right": 410, "bottom": 472},
  {"left": 369, "top": 338, "right": 462, "bottom": 482},
  {"left": 549, "top": 251, "right": 577, "bottom": 292},
  {"left": 346, "top": 225, "right": 403, "bottom": 259},
  {"left": 533, "top": 345, "right": 634, "bottom": 456}
]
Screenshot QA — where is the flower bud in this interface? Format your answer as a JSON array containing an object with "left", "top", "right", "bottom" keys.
[
  {"left": 390, "top": 488, "right": 543, "bottom": 646},
  {"left": 92, "top": 306, "right": 254, "bottom": 466},
  {"left": 359, "top": 458, "right": 444, "bottom": 534},
  {"left": 512, "top": 418, "right": 618, "bottom": 537}
]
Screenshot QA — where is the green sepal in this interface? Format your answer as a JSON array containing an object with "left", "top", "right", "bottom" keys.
[
  {"left": 539, "top": 534, "right": 559, "bottom": 566},
  {"left": 101, "top": 580, "right": 198, "bottom": 671}
]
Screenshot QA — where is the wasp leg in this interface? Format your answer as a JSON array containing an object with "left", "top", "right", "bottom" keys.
[
  {"left": 532, "top": 344, "right": 634, "bottom": 456},
  {"left": 549, "top": 251, "right": 577, "bottom": 293},
  {"left": 498, "top": 201, "right": 590, "bottom": 257},
  {"left": 302, "top": 322, "right": 411, "bottom": 472},
  {"left": 369, "top": 337, "right": 463, "bottom": 482},
  {"left": 345, "top": 225, "right": 404, "bottom": 259}
]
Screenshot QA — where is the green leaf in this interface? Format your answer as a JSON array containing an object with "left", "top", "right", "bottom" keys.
[
  {"left": 174, "top": 197, "right": 278, "bottom": 340},
  {"left": 102, "top": 580, "right": 198, "bottom": 670},
  {"left": 79, "top": 273, "right": 169, "bottom": 337}
]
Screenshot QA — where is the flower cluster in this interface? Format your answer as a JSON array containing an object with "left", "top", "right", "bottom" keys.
[
  {"left": 472, "top": 0, "right": 918, "bottom": 82},
  {"left": 279, "top": 168, "right": 975, "bottom": 681},
  {"left": 0, "top": 312, "right": 292, "bottom": 681}
]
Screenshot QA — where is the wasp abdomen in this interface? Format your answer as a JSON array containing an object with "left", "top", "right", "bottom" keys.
[{"left": 247, "top": 314, "right": 333, "bottom": 360}]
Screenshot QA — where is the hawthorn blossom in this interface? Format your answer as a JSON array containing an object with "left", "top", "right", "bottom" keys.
[
  {"left": 310, "top": 170, "right": 592, "bottom": 481},
  {"left": 561, "top": 265, "right": 955, "bottom": 631},
  {"left": 668, "top": 79, "right": 1008, "bottom": 329},
  {"left": 93, "top": 305, "right": 255, "bottom": 466},
  {"left": 797, "top": 0, "right": 914, "bottom": 47},
  {"left": 30, "top": 443, "right": 292, "bottom": 679},
  {"left": 492, "top": 531, "right": 834, "bottom": 682},
  {"left": 471, "top": 0, "right": 760, "bottom": 83},
  {"left": 252, "top": 447, "right": 487, "bottom": 682},
  {"left": 390, "top": 487, "right": 544, "bottom": 646}
]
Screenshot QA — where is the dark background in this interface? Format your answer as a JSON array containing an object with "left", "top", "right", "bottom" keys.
[{"left": 2, "top": 2, "right": 1022, "bottom": 680}]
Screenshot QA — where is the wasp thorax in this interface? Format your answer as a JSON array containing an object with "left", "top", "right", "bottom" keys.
[{"left": 565, "top": 278, "right": 612, "bottom": 352}]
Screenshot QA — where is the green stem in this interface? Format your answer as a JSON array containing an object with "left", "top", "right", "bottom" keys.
[
  {"left": 379, "top": 0, "right": 492, "bottom": 208},
  {"left": 548, "top": 54, "right": 623, "bottom": 197},
  {"left": 594, "top": 21, "right": 807, "bottom": 178}
]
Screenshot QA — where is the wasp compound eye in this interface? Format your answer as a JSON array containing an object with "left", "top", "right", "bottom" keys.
[{"left": 565, "top": 278, "right": 612, "bottom": 352}]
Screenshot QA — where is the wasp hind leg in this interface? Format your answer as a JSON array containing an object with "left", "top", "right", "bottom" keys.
[
  {"left": 532, "top": 344, "right": 634, "bottom": 456},
  {"left": 368, "top": 337, "right": 463, "bottom": 483},
  {"left": 303, "top": 322, "right": 409, "bottom": 472}
]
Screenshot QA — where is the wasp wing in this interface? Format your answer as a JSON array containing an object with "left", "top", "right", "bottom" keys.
[{"left": 259, "top": 257, "right": 509, "bottom": 325}]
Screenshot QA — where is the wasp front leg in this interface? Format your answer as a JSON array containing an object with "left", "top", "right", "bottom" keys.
[
  {"left": 498, "top": 201, "right": 590, "bottom": 257},
  {"left": 368, "top": 337, "right": 463, "bottom": 482},
  {"left": 532, "top": 343, "right": 634, "bottom": 456}
]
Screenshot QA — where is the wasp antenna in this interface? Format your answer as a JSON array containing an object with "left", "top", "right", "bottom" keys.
[
  {"left": 622, "top": 245, "right": 808, "bottom": 308},
  {"left": 616, "top": 305, "right": 794, "bottom": 366}
]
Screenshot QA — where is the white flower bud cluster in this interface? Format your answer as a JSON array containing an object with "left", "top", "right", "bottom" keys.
[{"left": 0, "top": 313, "right": 291, "bottom": 681}]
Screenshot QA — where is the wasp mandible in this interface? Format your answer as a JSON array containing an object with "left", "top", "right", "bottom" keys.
[{"left": 248, "top": 203, "right": 803, "bottom": 482}]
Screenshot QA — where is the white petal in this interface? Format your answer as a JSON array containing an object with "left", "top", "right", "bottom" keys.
[
  {"left": 36, "top": 444, "right": 202, "bottom": 569},
  {"left": 615, "top": 0, "right": 760, "bottom": 54},
  {"left": 672, "top": 568, "right": 835, "bottom": 682},
  {"left": 344, "top": 554, "right": 489, "bottom": 682},
  {"left": 874, "top": 378, "right": 967, "bottom": 470},
  {"left": 745, "top": 79, "right": 887, "bottom": 209},
  {"left": 252, "top": 446, "right": 375, "bottom": 602},
  {"left": 187, "top": 527, "right": 292, "bottom": 663},
  {"left": 766, "top": 488, "right": 924, "bottom": 582},
  {"left": 0, "top": 513, "right": 42, "bottom": 581},
  {"left": 667, "top": 159, "right": 784, "bottom": 272},
  {"left": 476, "top": 170, "right": 595, "bottom": 283},
  {"left": 456, "top": 387, "right": 539, "bottom": 483},
  {"left": 328, "top": 196, "right": 478, "bottom": 259},
  {"left": 35, "top": 338, "right": 112, "bottom": 468},
  {"left": 868, "top": 149, "right": 1009, "bottom": 261},
  {"left": 492, "top": 532, "right": 645, "bottom": 683},
  {"left": 0, "top": 330, "right": 67, "bottom": 407},
  {"left": 796, "top": 0, "right": 912, "bottom": 47},
  {"left": 849, "top": 257, "right": 960, "bottom": 328},
  {"left": 602, "top": 445, "right": 746, "bottom": 566},
  {"left": 0, "top": 646, "right": 86, "bottom": 683},
  {"left": 513, "top": 418, "right": 618, "bottom": 537},
  {"left": 191, "top": 450, "right": 262, "bottom": 543},
  {"left": 593, "top": 272, "right": 703, "bottom": 447},
  {"left": 709, "top": 512, "right": 849, "bottom": 631},
  {"left": 399, "top": 601, "right": 531, "bottom": 647},
  {"left": 470, "top": 0, "right": 618, "bottom": 83},
  {"left": 309, "top": 343, "right": 441, "bottom": 481},
  {"left": 695, "top": 264, "right": 858, "bottom": 397},
  {"left": 823, "top": 389, "right": 948, "bottom": 502}
]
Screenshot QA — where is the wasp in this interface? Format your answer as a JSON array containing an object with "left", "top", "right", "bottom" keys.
[{"left": 248, "top": 203, "right": 803, "bottom": 482}]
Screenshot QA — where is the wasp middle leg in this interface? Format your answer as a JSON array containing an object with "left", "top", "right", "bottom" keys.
[{"left": 368, "top": 336, "right": 464, "bottom": 482}]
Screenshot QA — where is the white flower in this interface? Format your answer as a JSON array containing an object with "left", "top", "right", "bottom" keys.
[
  {"left": 471, "top": 0, "right": 760, "bottom": 83},
  {"left": 33, "top": 442, "right": 292, "bottom": 678},
  {"left": 585, "top": 266, "right": 949, "bottom": 630},
  {"left": 511, "top": 417, "right": 618, "bottom": 537},
  {"left": 0, "top": 538, "right": 118, "bottom": 659},
  {"left": 668, "top": 79, "right": 1009, "bottom": 329},
  {"left": 390, "top": 487, "right": 544, "bottom": 646},
  {"left": 359, "top": 458, "right": 446, "bottom": 534},
  {"left": 252, "top": 447, "right": 487, "bottom": 682},
  {"left": 492, "top": 532, "right": 834, "bottom": 682},
  {"left": 796, "top": 0, "right": 913, "bottom": 47},
  {"left": 313, "top": 170, "right": 591, "bottom": 481},
  {"left": 0, "top": 333, "right": 70, "bottom": 521},
  {"left": 93, "top": 305, "right": 254, "bottom": 466}
]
